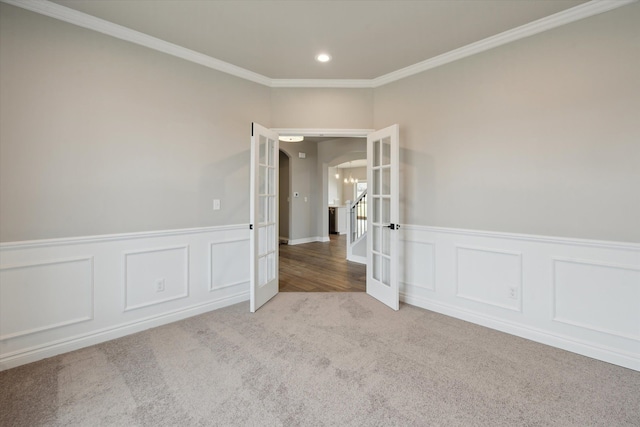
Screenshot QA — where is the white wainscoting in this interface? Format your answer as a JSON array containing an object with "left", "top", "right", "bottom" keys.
[
  {"left": 124, "top": 246, "right": 190, "bottom": 311},
  {"left": 0, "top": 257, "right": 94, "bottom": 341},
  {"left": 400, "top": 225, "right": 640, "bottom": 371},
  {"left": 455, "top": 246, "right": 523, "bottom": 312},
  {"left": 209, "top": 238, "right": 250, "bottom": 291},
  {"left": 0, "top": 225, "right": 250, "bottom": 370},
  {"left": 3, "top": 224, "right": 638, "bottom": 372}
]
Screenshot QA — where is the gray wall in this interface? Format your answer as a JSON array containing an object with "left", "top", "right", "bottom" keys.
[
  {"left": 328, "top": 167, "right": 343, "bottom": 206},
  {"left": 271, "top": 88, "right": 373, "bottom": 129},
  {"left": 374, "top": 3, "right": 640, "bottom": 243},
  {"left": 278, "top": 141, "right": 318, "bottom": 241},
  {"left": 317, "top": 138, "right": 367, "bottom": 238},
  {"left": 2, "top": 2, "right": 638, "bottom": 245},
  {"left": 270, "top": 90, "right": 373, "bottom": 241},
  {"left": 278, "top": 151, "right": 290, "bottom": 239},
  {"left": 0, "top": 4, "right": 270, "bottom": 242}
]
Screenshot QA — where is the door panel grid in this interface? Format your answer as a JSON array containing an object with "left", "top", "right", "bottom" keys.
[
  {"left": 258, "top": 135, "right": 277, "bottom": 287},
  {"left": 371, "top": 146, "right": 391, "bottom": 287}
]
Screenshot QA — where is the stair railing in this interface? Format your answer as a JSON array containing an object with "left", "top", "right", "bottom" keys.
[{"left": 349, "top": 189, "right": 367, "bottom": 244}]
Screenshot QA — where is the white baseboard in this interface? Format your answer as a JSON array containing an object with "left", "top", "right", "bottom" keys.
[
  {"left": 347, "top": 255, "right": 366, "bottom": 265},
  {"left": 0, "top": 292, "right": 248, "bottom": 371},
  {"left": 288, "top": 236, "right": 329, "bottom": 245},
  {"left": 401, "top": 292, "right": 639, "bottom": 371}
]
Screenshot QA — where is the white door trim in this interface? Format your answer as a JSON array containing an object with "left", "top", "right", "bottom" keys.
[{"left": 271, "top": 128, "right": 374, "bottom": 138}]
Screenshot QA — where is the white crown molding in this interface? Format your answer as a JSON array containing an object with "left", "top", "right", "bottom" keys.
[
  {"left": 2, "top": 0, "right": 636, "bottom": 89},
  {"left": 271, "top": 128, "right": 374, "bottom": 138},
  {"left": 0, "top": 0, "right": 271, "bottom": 86},
  {"left": 270, "top": 79, "right": 374, "bottom": 89},
  {"left": 370, "top": 0, "right": 638, "bottom": 88}
]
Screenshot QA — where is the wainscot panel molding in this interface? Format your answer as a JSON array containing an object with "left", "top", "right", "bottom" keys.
[
  {"left": 209, "top": 238, "right": 250, "bottom": 291},
  {"left": 552, "top": 257, "right": 640, "bottom": 341},
  {"left": 123, "top": 246, "right": 190, "bottom": 312},
  {"left": 0, "top": 257, "right": 94, "bottom": 341},
  {"left": 400, "top": 225, "right": 640, "bottom": 371},
  {"left": 455, "top": 246, "right": 523, "bottom": 313},
  {"left": 0, "top": 225, "right": 249, "bottom": 370}
]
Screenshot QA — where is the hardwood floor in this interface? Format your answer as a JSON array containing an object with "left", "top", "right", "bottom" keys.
[{"left": 279, "top": 234, "right": 366, "bottom": 292}]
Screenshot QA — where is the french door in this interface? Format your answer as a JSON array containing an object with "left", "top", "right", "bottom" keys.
[
  {"left": 366, "top": 124, "right": 400, "bottom": 310},
  {"left": 249, "top": 124, "right": 399, "bottom": 312},
  {"left": 249, "top": 123, "right": 279, "bottom": 312}
]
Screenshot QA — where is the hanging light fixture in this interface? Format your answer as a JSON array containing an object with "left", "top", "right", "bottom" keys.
[
  {"left": 343, "top": 161, "right": 357, "bottom": 184},
  {"left": 279, "top": 136, "right": 304, "bottom": 142}
]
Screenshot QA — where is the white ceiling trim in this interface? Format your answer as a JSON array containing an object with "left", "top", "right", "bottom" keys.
[
  {"left": 1, "top": 0, "right": 272, "bottom": 86},
  {"left": 271, "top": 129, "right": 373, "bottom": 138},
  {"left": 369, "top": 0, "right": 637, "bottom": 88},
  {"left": 270, "top": 79, "right": 373, "bottom": 89},
  {"left": 3, "top": 0, "right": 636, "bottom": 89}
]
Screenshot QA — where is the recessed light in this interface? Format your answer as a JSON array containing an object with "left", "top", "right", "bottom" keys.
[
  {"left": 316, "top": 53, "right": 331, "bottom": 63},
  {"left": 279, "top": 136, "right": 304, "bottom": 143}
]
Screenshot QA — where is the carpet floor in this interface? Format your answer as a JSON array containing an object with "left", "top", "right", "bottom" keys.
[{"left": 1, "top": 293, "right": 639, "bottom": 426}]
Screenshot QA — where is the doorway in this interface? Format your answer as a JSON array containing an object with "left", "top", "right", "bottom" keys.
[
  {"left": 278, "top": 136, "right": 367, "bottom": 292},
  {"left": 251, "top": 125, "right": 400, "bottom": 311},
  {"left": 278, "top": 150, "right": 291, "bottom": 244}
]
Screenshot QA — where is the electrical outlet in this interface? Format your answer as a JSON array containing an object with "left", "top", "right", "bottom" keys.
[
  {"left": 155, "top": 278, "right": 165, "bottom": 292},
  {"left": 213, "top": 199, "right": 221, "bottom": 210},
  {"left": 508, "top": 286, "right": 518, "bottom": 299}
]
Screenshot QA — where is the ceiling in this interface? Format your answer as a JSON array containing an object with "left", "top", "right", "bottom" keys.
[
  {"left": 46, "top": 0, "right": 590, "bottom": 81},
  {"left": 335, "top": 160, "right": 367, "bottom": 169}
]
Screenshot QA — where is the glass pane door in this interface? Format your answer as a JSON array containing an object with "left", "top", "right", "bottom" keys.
[
  {"left": 367, "top": 125, "right": 399, "bottom": 310},
  {"left": 250, "top": 123, "right": 279, "bottom": 312}
]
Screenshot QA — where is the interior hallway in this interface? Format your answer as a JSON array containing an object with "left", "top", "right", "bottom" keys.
[{"left": 279, "top": 234, "right": 366, "bottom": 292}]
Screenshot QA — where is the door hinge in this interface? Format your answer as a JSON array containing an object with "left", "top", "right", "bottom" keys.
[
  {"left": 387, "top": 223, "right": 400, "bottom": 230},
  {"left": 249, "top": 224, "right": 253, "bottom": 230}
]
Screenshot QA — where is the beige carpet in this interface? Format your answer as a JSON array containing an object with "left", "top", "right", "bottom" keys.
[{"left": 1, "top": 293, "right": 639, "bottom": 426}]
